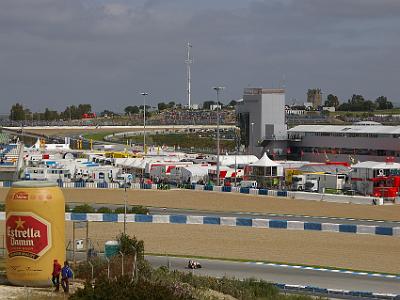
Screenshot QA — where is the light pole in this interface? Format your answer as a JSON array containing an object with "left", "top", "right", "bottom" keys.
[
  {"left": 250, "top": 122, "right": 255, "bottom": 155},
  {"left": 234, "top": 128, "right": 240, "bottom": 186},
  {"left": 213, "top": 86, "right": 224, "bottom": 186},
  {"left": 140, "top": 92, "right": 149, "bottom": 153}
]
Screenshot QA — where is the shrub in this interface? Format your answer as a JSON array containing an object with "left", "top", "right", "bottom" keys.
[
  {"left": 130, "top": 205, "right": 149, "bottom": 214},
  {"left": 97, "top": 206, "right": 112, "bottom": 213},
  {"left": 114, "top": 206, "right": 149, "bottom": 215},
  {"left": 117, "top": 233, "right": 144, "bottom": 259},
  {"left": 70, "top": 275, "right": 195, "bottom": 300},
  {"left": 114, "top": 207, "right": 125, "bottom": 214},
  {"left": 72, "top": 204, "right": 95, "bottom": 213}
]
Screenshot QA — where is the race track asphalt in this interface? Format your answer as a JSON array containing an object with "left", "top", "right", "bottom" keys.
[{"left": 146, "top": 255, "right": 400, "bottom": 295}]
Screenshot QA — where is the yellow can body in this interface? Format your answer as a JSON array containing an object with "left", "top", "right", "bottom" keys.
[{"left": 5, "top": 181, "right": 65, "bottom": 287}]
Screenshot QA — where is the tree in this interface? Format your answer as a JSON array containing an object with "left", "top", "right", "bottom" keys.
[
  {"left": 157, "top": 102, "right": 168, "bottom": 111},
  {"left": 124, "top": 106, "right": 140, "bottom": 115},
  {"left": 338, "top": 94, "right": 376, "bottom": 111},
  {"left": 375, "top": 96, "right": 393, "bottom": 110},
  {"left": 167, "top": 101, "right": 175, "bottom": 109},
  {"left": 324, "top": 94, "right": 339, "bottom": 108},
  {"left": 43, "top": 108, "right": 59, "bottom": 121},
  {"left": 117, "top": 233, "right": 144, "bottom": 259},
  {"left": 9, "top": 103, "right": 26, "bottom": 121},
  {"left": 77, "top": 104, "right": 92, "bottom": 117}
]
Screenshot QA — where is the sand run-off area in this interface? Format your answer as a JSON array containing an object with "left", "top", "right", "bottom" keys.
[
  {"left": 1, "top": 188, "right": 398, "bottom": 221},
  {"left": 1, "top": 221, "right": 399, "bottom": 274}
]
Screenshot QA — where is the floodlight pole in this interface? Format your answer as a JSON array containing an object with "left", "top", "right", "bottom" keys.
[
  {"left": 141, "top": 92, "right": 149, "bottom": 153},
  {"left": 123, "top": 176, "right": 127, "bottom": 235},
  {"left": 213, "top": 86, "right": 225, "bottom": 186}
]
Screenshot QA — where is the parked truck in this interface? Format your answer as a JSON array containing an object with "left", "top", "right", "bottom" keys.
[
  {"left": 292, "top": 173, "right": 347, "bottom": 193},
  {"left": 292, "top": 175, "right": 318, "bottom": 192}
]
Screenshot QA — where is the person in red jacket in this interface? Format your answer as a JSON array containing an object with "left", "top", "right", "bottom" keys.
[{"left": 51, "top": 259, "right": 62, "bottom": 291}]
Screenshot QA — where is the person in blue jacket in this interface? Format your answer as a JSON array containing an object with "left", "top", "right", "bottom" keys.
[{"left": 61, "top": 261, "right": 73, "bottom": 293}]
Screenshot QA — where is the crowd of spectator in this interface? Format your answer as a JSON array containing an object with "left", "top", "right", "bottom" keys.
[{"left": 0, "top": 108, "right": 237, "bottom": 127}]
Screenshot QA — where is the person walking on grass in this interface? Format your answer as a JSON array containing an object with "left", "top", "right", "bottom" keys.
[
  {"left": 51, "top": 259, "right": 61, "bottom": 292},
  {"left": 61, "top": 261, "right": 73, "bottom": 294}
]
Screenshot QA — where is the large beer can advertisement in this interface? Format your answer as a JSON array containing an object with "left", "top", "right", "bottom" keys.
[{"left": 5, "top": 181, "right": 65, "bottom": 287}]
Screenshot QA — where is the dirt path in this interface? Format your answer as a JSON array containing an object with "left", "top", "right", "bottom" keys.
[{"left": 2, "top": 188, "right": 398, "bottom": 221}]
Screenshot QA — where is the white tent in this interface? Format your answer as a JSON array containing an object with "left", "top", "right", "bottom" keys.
[
  {"left": 251, "top": 153, "right": 280, "bottom": 167},
  {"left": 250, "top": 153, "right": 283, "bottom": 177}
]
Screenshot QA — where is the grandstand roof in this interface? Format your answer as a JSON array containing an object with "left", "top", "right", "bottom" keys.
[{"left": 288, "top": 124, "right": 400, "bottom": 135}]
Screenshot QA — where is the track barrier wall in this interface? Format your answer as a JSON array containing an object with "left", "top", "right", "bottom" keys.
[
  {"left": 0, "top": 181, "right": 389, "bottom": 205},
  {"left": 1, "top": 212, "right": 397, "bottom": 237}
]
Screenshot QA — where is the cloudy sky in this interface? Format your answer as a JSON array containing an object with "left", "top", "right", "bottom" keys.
[{"left": 0, "top": 0, "right": 399, "bottom": 113}]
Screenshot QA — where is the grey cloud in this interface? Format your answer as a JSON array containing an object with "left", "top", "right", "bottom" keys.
[{"left": 0, "top": 0, "right": 399, "bottom": 113}]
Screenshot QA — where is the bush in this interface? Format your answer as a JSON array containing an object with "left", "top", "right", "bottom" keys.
[
  {"left": 130, "top": 205, "right": 149, "bottom": 214},
  {"left": 114, "top": 206, "right": 149, "bottom": 215},
  {"left": 72, "top": 204, "right": 95, "bottom": 213},
  {"left": 97, "top": 206, "right": 112, "bottom": 213},
  {"left": 117, "top": 233, "right": 144, "bottom": 259},
  {"left": 70, "top": 275, "right": 195, "bottom": 300}
]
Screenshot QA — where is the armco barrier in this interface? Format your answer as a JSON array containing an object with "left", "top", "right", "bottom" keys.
[
  {"left": 0, "top": 181, "right": 387, "bottom": 205},
  {"left": 277, "top": 190, "right": 287, "bottom": 197},
  {"left": 213, "top": 186, "right": 222, "bottom": 192},
  {"left": 0, "top": 212, "right": 399, "bottom": 237},
  {"left": 231, "top": 187, "right": 240, "bottom": 193},
  {"left": 3, "top": 181, "right": 12, "bottom": 187},
  {"left": 258, "top": 188, "right": 268, "bottom": 195},
  {"left": 293, "top": 192, "right": 323, "bottom": 201},
  {"left": 240, "top": 187, "right": 250, "bottom": 194},
  {"left": 204, "top": 185, "right": 213, "bottom": 191},
  {"left": 97, "top": 182, "right": 108, "bottom": 188},
  {"left": 131, "top": 183, "right": 141, "bottom": 189},
  {"left": 74, "top": 181, "right": 85, "bottom": 188},
  {"left": 195, "top": 184, "right": 204, "bottom": 191},
  {"left": 108, "top": 183, "right": 119, "bottom": 189},
  {"left": 394, "top": 227, "right": 400, "bottom": 237},
  {"left": 222, "top": 186, "right": 231, "bottom": 192},
  {"left": 249, "top": 188, "right": 259, "bottom": 195}
]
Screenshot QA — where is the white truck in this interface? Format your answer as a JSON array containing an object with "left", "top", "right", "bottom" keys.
[
  {"left": 292, "top": 173, "right": 347, "bottom": 193},
  {"left": 292, "top": 175, "right": 318, "bottom": 192}
]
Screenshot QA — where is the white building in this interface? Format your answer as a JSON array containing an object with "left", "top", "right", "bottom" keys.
[{"left": 237, "top": 88, "right": 287, "bottom": 156}]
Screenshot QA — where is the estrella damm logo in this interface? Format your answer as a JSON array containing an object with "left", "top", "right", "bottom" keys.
[{"left": 6, "top": 212, "right": 52, "bottom": 260}]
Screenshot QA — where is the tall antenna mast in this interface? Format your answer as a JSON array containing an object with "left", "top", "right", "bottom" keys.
[{"left": 186, "top": 42, "right": 192, "bottom": 108}]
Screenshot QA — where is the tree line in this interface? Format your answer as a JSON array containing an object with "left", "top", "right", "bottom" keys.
[
  {"left": 9, "top": 99, "right": 238, "bottom": 121},
  {"left": 9, "top": 103, "right": 92, "bottom": 121},
  {"left": 324, "top": 94, "right": 394, "bottom": 111}
]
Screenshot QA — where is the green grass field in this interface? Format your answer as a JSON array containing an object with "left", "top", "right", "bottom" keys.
[{"left": 118, "top": 133, "right": 236, "bottom": 151}]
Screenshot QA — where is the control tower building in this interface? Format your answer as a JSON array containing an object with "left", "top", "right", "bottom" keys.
[{"left": 236, "top": 88, "right": 287, "bottom": 157}]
